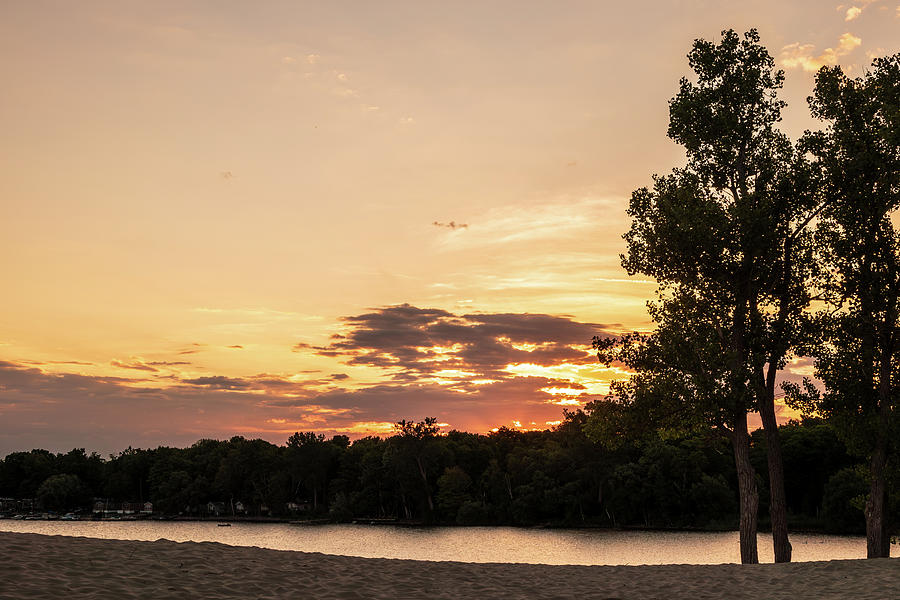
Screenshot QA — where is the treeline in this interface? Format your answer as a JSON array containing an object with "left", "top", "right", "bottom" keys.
[{"left": 0, "top": 415, "right": 883, "bottom": 533}]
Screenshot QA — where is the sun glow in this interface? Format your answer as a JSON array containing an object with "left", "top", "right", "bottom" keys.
[
  {"left": 503, "top": 362, "right": 625, "bottom": 395},
  {"left": 333, "top": 422, "right": 398, "bottom": 435}
]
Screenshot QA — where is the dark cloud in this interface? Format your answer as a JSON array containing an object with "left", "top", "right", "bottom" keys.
[
  {"left": 0, "top": 362, "right": 141, "bottom": 390},
  {"left": 110, "top": 360, "right": 158, "bottom": 372},
  {"left": 181, "top": 376, "right": 252, "bottom": 390},
  {"left": 20, "top": 360, "right": 95, "bottom": 366},
  {"left": 147, "top": 361, "right": 191, "bottom": 366},
  {"left": 227, "top": 345, "right": 243, "bottom": 349},
  {"left": 330, "top": 373, "right": 349, "bottom": 380},
  {"left": 315, "top": 304, "right": 616, "bottom": 382},
  {"left": 180, "top": 372, "right": 335, "bottom": 394},
  {"left": 0, "top": 362, "right": 293, "bottom": 456},
  {"left": 0, "top": 359, "right": 593, "bottom": 456}
]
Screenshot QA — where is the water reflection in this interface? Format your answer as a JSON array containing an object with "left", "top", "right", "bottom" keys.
[{"left": 0, "top": 520, "right": 891, "bottom": 565}]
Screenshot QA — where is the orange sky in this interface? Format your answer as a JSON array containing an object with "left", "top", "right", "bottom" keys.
[{"left": 2, "top": 1, "right": 899, "bottom": 454}]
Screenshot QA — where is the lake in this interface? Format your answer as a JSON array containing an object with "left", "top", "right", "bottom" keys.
[{"left": 0, "top": 520, "right": 892, "bottom": 565}]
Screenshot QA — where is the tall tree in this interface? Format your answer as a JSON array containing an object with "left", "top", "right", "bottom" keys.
[
  {"left": 388, "top": 418, "right": 444, "bottom": 521},
  {"left": 596, "top": 29, "right": 817, "bottom": 563},
  {"left": 795, "top": 55, "right": 900, "bottom": 558},
  {"left": 591, "top": 293, "right": 763, "bottom": 561}
]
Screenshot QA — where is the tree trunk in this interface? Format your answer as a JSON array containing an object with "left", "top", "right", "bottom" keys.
[
  {"left": 758, "top": 394, "right": 792, "bottom": 563},
  {"left": 733, "top": 412, "right": 759, "bottom": 564},
  {"left": 866, "top": 444, "right": 890, "bottom": 558},
  {"left": 416, "top": 456, "right": 434, "bottom": 514},
  {"left": 728, "top": 289, "right": 758, "bottom": 564},
  {"left": 867, "top": 305, "right": 895, "bottom": 558}
]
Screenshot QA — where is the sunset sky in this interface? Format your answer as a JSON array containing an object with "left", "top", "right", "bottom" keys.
[{"left": 2, "top": 1, "right": 899, "bottom": 455}]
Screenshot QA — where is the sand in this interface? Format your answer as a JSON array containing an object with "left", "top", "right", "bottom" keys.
[{"left": 0, "top": 531, "right": 896, "bottom": 599}]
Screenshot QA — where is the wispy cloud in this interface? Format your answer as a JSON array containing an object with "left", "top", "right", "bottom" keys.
[
  {"left": 436, "top": 197, "right": 619, "bottom": 250},
  {"left": 110, "top": 359, "right": 158, "bottom": 372},
  {"left": 20, "top": 360, "right": 95, "bottom": 366},
  {"left": 781, "top": 33, "right": 863, "bottom": 72}
]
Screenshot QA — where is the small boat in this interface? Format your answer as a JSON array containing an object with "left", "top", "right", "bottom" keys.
[{"left": 217, "top": 522, "right": 231, "bottom": 527}]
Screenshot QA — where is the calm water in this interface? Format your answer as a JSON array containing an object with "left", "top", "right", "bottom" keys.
[{"left": 0, "top": 520, "right": 893, "bottom": 565}]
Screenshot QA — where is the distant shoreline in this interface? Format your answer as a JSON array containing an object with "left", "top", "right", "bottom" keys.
[{"left": 0, "top": 512, "right": 855, "bottom": 536}]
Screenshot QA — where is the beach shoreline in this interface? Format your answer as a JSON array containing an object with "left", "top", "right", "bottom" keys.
[{"left": 0, "top": 531, "right": 896, "bottom": 599}]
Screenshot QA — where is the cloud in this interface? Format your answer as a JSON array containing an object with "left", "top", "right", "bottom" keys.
[
  {"left": 313, "top": 303, "right": 616, "bottom": 385},
  {"left": 227, "top": 345, "right": 243, "bottom": 349},
  {"left": 436, "top": 197, "right": 619, "bottom": 250},
  {"left": 181, "top": 376, "right": 252, "bottom": 390},
  {"left": 0, "top": 361, "right": 584, "bottom": 456},
  {"left": 780, "top": 33, "right": 863, "bottom": 72},
  {"left": 20, "top": 360, "right": 95, "bottom": 366},
  {"left": 433, "top": 221, "right": 468, "bottom": 229},
  {"left": 0, "top": 362, "right": 300, "bottom": 455},
  {"left": 110, "top": 359, "right": 158, "bottom": 372},
  {"left": 0, "top": 305, "right": 627, "bottom": 455},
  {"left": 841, "top": 0, "right": 880, "bottom": 21}
]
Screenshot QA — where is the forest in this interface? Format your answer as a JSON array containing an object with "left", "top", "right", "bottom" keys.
[{"left": 0, "top": 414, "right": 885, "bottom": 536}]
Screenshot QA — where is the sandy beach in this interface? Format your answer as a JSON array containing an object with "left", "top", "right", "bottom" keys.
[{"left": 0, "top": 531, "right": 896, "bottom": 599}]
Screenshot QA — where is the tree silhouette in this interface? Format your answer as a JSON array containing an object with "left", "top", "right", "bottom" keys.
[
  {"left": 389, "top": 418, "right": 444, "bottom": 521},
  {"left": 594, "top": 29, "right": 819, "bottom": 563},
  {"left": 792, "top": 54, "right": 900, "bottom": 558}
]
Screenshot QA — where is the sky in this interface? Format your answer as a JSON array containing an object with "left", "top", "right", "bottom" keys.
[{"left": 2, "top": 0, "right": 899, "bottom": 456}]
